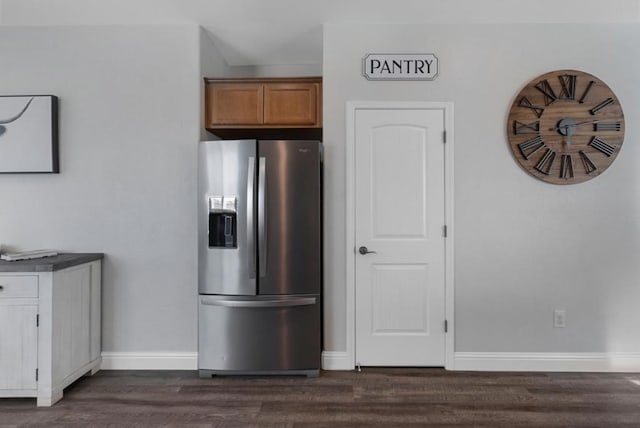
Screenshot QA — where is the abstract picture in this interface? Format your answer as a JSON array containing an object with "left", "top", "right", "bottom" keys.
[{"left": 0, "top": 95, "right": 59, "bottom": 173}]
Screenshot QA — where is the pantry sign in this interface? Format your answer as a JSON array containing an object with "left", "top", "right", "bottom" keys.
[{"left": 363, "top": 53, "right": 439, "bottom": 81}]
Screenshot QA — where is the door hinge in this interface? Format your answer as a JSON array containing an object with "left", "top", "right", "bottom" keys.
[
  {"left": 443, "top": 130, "right": 447, "bottom": 143},
  {"left": 36, "top": 314, "right": 39, "bottom": 327},
  {"left": 443, "top": 225, "right": 448, "bottom": 238},
  {"left": 36, "top": 368, "right": 38, "bottom": 381},
  {"left": 444, "top": 319, "right": 448, "bottom": 333}
]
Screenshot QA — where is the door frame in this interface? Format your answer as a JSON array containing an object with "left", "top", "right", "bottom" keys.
[{"left": 345, "top": 101, "right": 455, "bottom": 370}]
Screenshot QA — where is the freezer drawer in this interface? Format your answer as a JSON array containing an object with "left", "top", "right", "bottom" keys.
[{"left": 198, "top": 294, "right": 320, "bottom": 376}]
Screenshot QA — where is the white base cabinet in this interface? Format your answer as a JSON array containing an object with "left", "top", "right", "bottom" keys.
[{"left": 0, "top": 257, "right": 102, "bottom": 406}]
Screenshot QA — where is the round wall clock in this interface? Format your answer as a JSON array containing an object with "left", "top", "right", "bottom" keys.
[{"left": 507, "top": 69, "right": 625, "bottom": 184}]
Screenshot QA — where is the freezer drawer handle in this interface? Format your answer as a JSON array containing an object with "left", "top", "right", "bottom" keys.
[{"left": 200, "top": 296, "right": 316, "bottom": 308}]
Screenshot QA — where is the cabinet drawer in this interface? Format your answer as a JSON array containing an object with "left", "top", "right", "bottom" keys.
[{"left": 0, "top": 276, "right": 38, "bottom": 298}]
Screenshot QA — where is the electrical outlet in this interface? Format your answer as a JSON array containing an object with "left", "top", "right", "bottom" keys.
[{"left": 554, "top": 310, "right": 566, "bottom": 328}]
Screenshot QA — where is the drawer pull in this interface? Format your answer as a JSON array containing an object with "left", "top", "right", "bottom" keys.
[{"left": 0, "top": 285, "right": 4, "bottom": 291}]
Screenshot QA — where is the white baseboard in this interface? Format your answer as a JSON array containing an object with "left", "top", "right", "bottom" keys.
[
  {"left": 100, "top": 352, "right": 198, "bottom": 370},
  {"left": 102, "top": 351, "right": 351, "bottom": 371},
  {"left": 101, "top": 351, "right": 640, "bottom": 372},
  {"left": 454, "top": 352, "right": 640, "bottom": 372},
  {"left": 322, "top": 351, "right": 353, "bottom": 370}
]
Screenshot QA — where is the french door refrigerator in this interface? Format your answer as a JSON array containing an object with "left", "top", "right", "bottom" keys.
[{"left": 198, "top": 139, "right": 321, "bottom": 377}]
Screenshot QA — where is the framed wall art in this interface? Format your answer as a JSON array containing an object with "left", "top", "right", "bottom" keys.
[{"left": 0, "top": 95, "right": 59, "bottom": 173}]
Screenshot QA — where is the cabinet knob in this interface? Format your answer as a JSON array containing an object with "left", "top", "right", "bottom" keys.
[{"left": 0, "top": 285, "right": 4, "bottom": 291}]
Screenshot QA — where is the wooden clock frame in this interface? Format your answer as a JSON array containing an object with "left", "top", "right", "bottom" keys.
[{"left": 507, "top": 70, "right": 625, "bottom": 184}]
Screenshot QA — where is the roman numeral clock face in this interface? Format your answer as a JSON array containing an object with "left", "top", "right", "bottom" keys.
[{"left": 507, "top": 70, "right": 625, "bottom": 184}]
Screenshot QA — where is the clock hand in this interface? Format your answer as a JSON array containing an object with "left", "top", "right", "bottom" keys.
[{"left": 550, "top": 120, "right": 600, "bottom": 132}]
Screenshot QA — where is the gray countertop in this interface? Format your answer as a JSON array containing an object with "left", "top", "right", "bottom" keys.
[{"left": 0, "top": 253, "right": 104, "bottom": 272}]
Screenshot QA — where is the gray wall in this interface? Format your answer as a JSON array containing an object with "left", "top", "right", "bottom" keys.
[
  {"left": 199, "top": 27, "right": 230, "bottom": 140},
  {"left": 0, "top": 25, "right": 201, "bottom": 352},
  {"left": 323, "top": 23, "right": 640, "bottom": 354},
  {"left": 1, "top": 18, "right": 639, "bottom": 362}
]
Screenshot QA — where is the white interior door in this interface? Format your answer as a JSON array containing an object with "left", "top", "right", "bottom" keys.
[{"left": 354, "top": 107, "right": 446, "bottom": 366}]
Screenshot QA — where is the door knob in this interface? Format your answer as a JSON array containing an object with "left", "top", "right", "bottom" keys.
[{"left": 358, "top": 246, "right": 377, "bottom": 255}]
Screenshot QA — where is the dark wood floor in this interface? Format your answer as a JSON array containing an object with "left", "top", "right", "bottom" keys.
[{"left": 2, "top": 368, "right": 640, "bottom": 427}]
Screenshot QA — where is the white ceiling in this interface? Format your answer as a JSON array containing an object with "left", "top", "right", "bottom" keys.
[{"left": 1, "top": 0, "right": 639, "bottom": 67}]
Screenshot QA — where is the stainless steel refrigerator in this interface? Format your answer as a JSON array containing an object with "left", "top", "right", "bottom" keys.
[{"left": 198, "top": 139, "right": 321, "bottom": 377}]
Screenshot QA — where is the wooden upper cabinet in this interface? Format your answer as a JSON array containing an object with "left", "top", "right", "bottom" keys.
[
  {"left": 206, "top": 82, "right": 263, "bottom": 126},
  {"left": 264, "top": 82, "right": 318, "bottom": 126},
  {"left": 205, "top": 77, "right": 322, "bottom": 130}
]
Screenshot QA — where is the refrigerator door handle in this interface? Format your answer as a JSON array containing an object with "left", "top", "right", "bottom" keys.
[
  {"left": 247, "top": 157, "right": 256, "bottom": 279},
  {"left": 258, "top": 156, "right": 267, "bottom": 278},
  {"left": 200, "top": 296, "right": 316, "bottom": 308}
]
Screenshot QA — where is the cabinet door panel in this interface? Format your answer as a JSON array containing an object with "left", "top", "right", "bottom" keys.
[
  {"left": 90, "top": 262, "right": 101, "bottom": 361},
  {"left": 264, "top": 83, "right": 318, "bottom": 126},
  {"left": 0, "top": 304, "right": 37, "bottom": 390},
  {"left": 53, "top": 265, "right": 91, "bottom": 379},
  {"left": 206, "top": 83, "right": 263, "bottom": 126}
]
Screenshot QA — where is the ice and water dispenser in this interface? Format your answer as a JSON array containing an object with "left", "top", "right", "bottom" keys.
[{"left": 208, "top": 196, "right": 237, "bottom": 248}]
